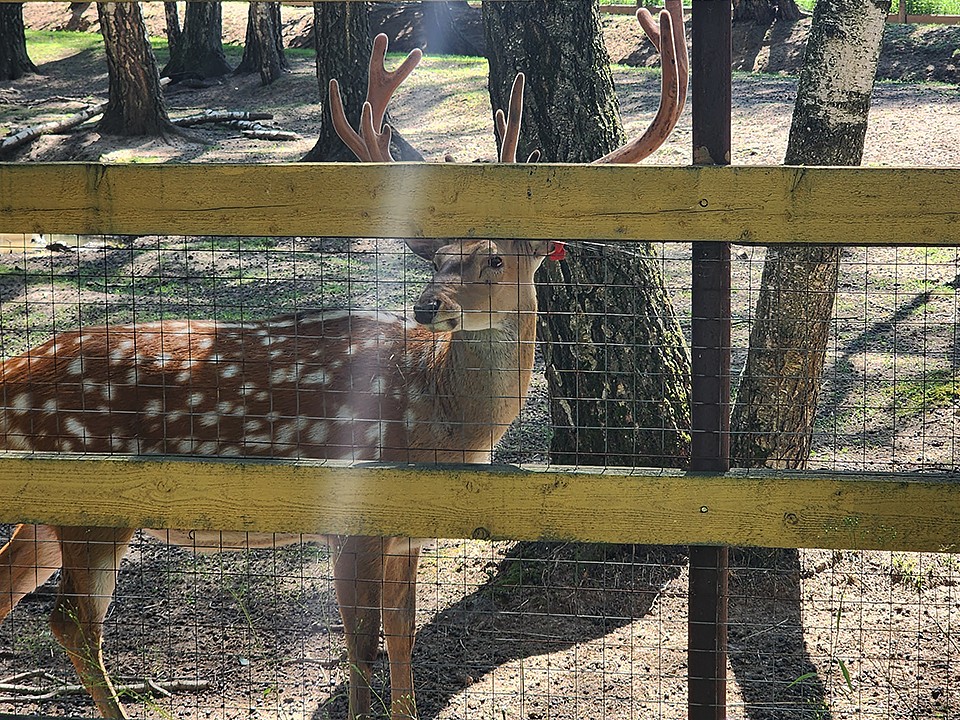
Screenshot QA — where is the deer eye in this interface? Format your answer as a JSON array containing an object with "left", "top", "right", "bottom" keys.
[{"left": 488, "top": 256, "right": 504, "bottom": 269}]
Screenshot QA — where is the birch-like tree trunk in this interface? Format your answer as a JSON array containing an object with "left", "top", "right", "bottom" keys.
[
  {"left": 731, "top": 0, "right": 890, "bottom": 470},
  {"left": 728, "top": 2, "right": 888, "bottom": 713}
]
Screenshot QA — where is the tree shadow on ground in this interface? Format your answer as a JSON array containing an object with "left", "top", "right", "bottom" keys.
[
  {"left": 729, "top": 548, "right": 833, "bottom": 720},
  {"left": 318, "top": 543, "right": 687, "bottom": 719},
  {"left": 317, "top": 543, "right": 834, "bottom": 719}
]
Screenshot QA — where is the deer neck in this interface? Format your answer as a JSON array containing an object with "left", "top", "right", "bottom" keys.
[{"left": 415, "top": 300, "right": 538, "bottom": 457}]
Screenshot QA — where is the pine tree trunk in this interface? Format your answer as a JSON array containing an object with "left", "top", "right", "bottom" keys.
[
  {"left": 163, "top": 2, "right": 182, "bottom": 59},
  {"left": 302, "top": 2, "right": 421, "bottom": 162},
  {"left": 161, "top": 1, "right": 232, "bottom": 81},
  {"left": 730, "top": 0, "right": 890, "bottom": 470},
  {"left": 733, "top": 0, "right": 803, "bottom": 23},
  {"left": 97, "top": 2, "right": 176, "bottom": 136},
  {"left": 236, "top": 2, "right": 288, "bottom": 85},
  {"left": 422, "top": 1, "right": 479, "bottom": 55},
  {"left": 0, "top": 3, "right": 37, "bottom": 81},
  {"left": 483, "top": 0, "right": 691, "bottom": 468}
]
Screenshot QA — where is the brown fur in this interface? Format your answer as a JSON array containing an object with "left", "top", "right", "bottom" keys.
[{"left": 0, "top": 238, "right": 550, "bottom": 719}]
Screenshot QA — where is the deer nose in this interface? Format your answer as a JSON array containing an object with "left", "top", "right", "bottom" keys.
[{"left": 414, "top": 300, "right": 441, "bottom": 325}]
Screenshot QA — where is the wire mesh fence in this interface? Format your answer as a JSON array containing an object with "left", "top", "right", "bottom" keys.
[{"left": 0, "top": 232, "right": 955, "bottom": 718}]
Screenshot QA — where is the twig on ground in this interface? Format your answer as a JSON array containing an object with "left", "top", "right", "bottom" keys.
[
  {"left": 171, "top": 110, "right": 274, "bottom": 127},
  {"left": 0, "top": 671, "right": 210, "bottom": 702},
  {"left": 0, "top": 101, "right": 106, "bottom": 155}
]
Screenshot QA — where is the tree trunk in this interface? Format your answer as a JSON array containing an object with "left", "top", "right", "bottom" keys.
[
  {"left": 483, "top": 0, "right": 691, "bottom": 468},
  {"left": 235, "top": 2, "right": 288, "bottom": 85},
  {"left": 727, "top": 5, "right": 888, "bottom": 713},
  {"left": 421, "top": 1, "right": 479, "bottom": 55},
  {"left": 303, "top": 2, "right": 421, "bottom": 162},
  {"left": 161, "top": 1, "right": 232, "bottom": 81},
  {"left": 731, "top": 0, "right": 890, "bottom": 470},
  {"left": 163, "top": 2, "right": 182, "bottom": 59},
  {"left": 97, "top": 2, "right": 176, "bottom": 137},
  {"left": 0, "top": 3, "right": 37, "bottom": 81},
  {"left": 733, "top": 0, "right": 803, "bottom": 23}
]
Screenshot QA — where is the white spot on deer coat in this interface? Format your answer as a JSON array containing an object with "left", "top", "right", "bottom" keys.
[
  {"left": 64, "top": 417, "right": 86, "bottom": 440},
  {"left": 365, "top": 423, "right": 383, "bottom": 447},
  {"left": 221, "top": 364, "right": 240, "bottom": 379},
  {"left": 303, "top": 368, "right": 329, "bottom": 386},
  {"left": 307, "top": 423, "right": 328, "bottom": 444}
]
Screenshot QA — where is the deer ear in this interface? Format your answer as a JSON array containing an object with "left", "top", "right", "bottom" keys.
[{"left": 405, "top": 238, "right": 450, "bottom": 261}]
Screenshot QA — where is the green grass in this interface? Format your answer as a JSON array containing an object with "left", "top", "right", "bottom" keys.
[
  {"left": 895, "top": 369, "right": 960, "bottom": 414},
  {"left": 23, "top": 29, "right": 103, "bottom": 63}
]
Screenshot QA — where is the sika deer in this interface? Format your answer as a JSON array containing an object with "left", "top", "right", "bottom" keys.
[{"left": 0, "top": 7, "right": 685, "bottom": 718}]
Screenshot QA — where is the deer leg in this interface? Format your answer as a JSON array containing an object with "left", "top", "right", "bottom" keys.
[
  {"left": 381, "top": 543, "right": 421, "bottom": 720},
  {"left": 50, "top": 527, "right": 135, "bottom": 720},
  {"left": 334, "top": 536, "right": 386, "bottom": 720},
  {"left": 0, "top": 523, "right": 61, "bottom": 620}
]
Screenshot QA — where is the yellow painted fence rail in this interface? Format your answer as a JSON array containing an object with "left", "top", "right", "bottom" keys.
[
  {"left": 0, "top": 453, "right": 958, "bottom": 553},
  {"left": 2, "top": 161, "right": 960, "bottom": 554},
  {"left": 2, "top": 163, "right": 960, "bottom": 246}
]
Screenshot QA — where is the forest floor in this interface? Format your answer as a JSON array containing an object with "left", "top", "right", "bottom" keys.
[{"left": 1, "top": 4, "right": 960, "bottom": 720}]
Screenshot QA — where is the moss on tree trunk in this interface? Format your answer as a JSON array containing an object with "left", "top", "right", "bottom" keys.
[{"left": 483, "top": 0, "right": 691, "bottom": 468}]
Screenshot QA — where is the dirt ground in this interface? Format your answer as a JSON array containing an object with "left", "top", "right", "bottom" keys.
[{"left": 2, "top": 4, "right": 960, "bottom": 720}]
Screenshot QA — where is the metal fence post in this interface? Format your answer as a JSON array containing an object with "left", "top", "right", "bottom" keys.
[{"left": 688, "top": 0, "right": 732, "bottom": 718}]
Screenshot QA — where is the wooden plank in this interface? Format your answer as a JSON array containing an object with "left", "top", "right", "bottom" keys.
[
  {"left": 1, "top": 163, "right": 959, "bottom": 246},
  {"left": 0, "top": 453, "right": 959, "bottom": 552},
  {"left": 887, "top": 12, "right": 960, "bottom": 23}
]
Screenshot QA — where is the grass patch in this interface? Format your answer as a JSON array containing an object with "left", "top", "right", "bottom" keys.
[
  {"left": 24, "top": 29, "right": 103, "bottom": 63},
  {"left": 894, "top": 368, "right": 960, "bottom": 414}
]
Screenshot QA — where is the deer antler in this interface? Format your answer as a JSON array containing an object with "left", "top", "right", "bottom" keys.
[
  {"left": 494, "top": 73, "right": 541, "bottom": 164},
  {"left": 595, "top": 0, "right": 687, "bottom": 164},
  {"left": 329, "top": 33, "right": 422, "bottom": 162}
]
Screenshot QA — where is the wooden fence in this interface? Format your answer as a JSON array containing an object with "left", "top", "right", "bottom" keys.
[
  {"left": 598, "top": 3, "right": 960, "bottom": 24},
  {"left": 1, "top": 161, "right": 959, "bottom": 553}
]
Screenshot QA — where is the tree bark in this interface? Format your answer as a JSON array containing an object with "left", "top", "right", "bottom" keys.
[
  {"left": 302, "top": 2, "right": 421, "bottom": 162},
  {"left": 163, "top": 2, "right": 182, "bottom": 59},
  {"left": 730, "top": 0, "right": 890, "bottom": 470},
  {"left": 0, "top": 3, "right": 37, "bottom": 81},
  {"left": 422, "top": 1, "right": 480, "bottom": 55},
  {"left": 235, "top": 2, "right": 288, "bottom": 85},
  {"left": 733, "top": 0, "right": 803, "bottom": 23},
  {"left": 97, "top": 2, "right": 176, "bottom": 137},
  {"left": 161, "top": 1, "right": 232, "bottom": 82},
  {"left": 483, "top": 0, "right": 691, "bottom": 468}
]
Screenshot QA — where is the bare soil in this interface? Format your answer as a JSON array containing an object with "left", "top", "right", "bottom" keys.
[{"left": 1, "top": 5, "right": 960, "bottom": 720}]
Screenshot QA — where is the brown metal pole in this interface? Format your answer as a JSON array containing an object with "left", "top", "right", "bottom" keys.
[{"left": 688, "top": 0, "right": 731, "bottom": 718}]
